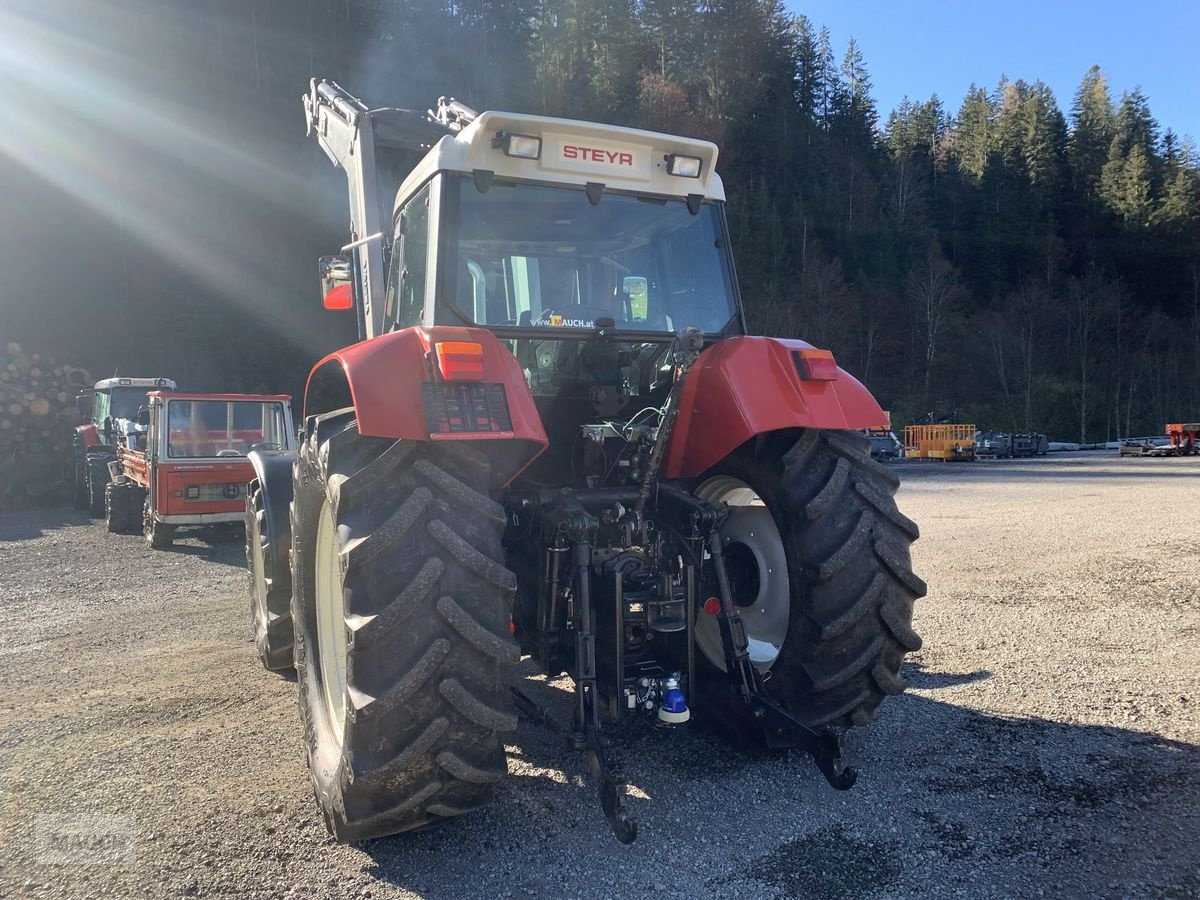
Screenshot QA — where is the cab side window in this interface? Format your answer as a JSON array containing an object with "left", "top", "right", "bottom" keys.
[
  {"left": 384, "top": 184, "right": 431, "bottom": 330},
  {"left": 93, "top": 391, "right": 109, "bottom": 425}
]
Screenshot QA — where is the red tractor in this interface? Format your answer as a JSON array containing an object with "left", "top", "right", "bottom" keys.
[
  {"left": 244, "top": 80, "right": 925, "bottom": 844},
  {"left": 106, "top": 391, "right": 294, "bottom": 548},
  {"left": 73, "top": 376, "right": 177, "bottom": 516}
]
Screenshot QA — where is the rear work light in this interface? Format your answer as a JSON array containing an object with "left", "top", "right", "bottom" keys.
[
  {"left": 794, "top": 348, "right": 839, "bottom": 381},
  {"left": 666, "top": 154, "right": 702, "bottom": 178},
  {"left": 497, "top": 132, "right": 542, "bottom": 160},
  {"left": 435, "top": 341, "right": 486, "bottom": 381}
]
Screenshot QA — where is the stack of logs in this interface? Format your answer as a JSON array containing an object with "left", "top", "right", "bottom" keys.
[{"left": 0, "top": 341, "right": 92, "bottom": 512}]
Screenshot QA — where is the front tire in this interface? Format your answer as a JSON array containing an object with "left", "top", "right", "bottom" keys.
[
  {"left": 696, "top": 429, "right": 925, "bottom": 729},
  {"left": 247, "top": 482, "right": 293, "bottom": 672},
  {"left": 291, "top": 411, "right": 519, "bottom": 843},
  {"left": 143, "top": 496, "right": 175, "bottom": 548}
]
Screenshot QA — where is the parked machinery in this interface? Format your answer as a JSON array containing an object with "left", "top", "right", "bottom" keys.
[
  {"left": 245, "top": 79, "right": 926, "bottom": 844},
  {"left": 1166, "top": 423, "right": 1200, "bottom": 455},
  {"left": 903, "top": 424, "right": 975, "bottom": 461},
  {"left": 105, "top": 391, "right": 295, "bottom": 547},
  {"left": 974, "top": 431, "right": 1012, "bottom": 459},
  {"left": 73, "top": 376, "right": 176, "bottom": 516}
]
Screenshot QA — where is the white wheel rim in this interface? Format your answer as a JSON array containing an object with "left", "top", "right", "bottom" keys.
[
  {"left": 694, "top": 475, "right": 791, "bottom": 673},
  {"left": 315, "top": 498, "right": 348, "bottom": 747}
]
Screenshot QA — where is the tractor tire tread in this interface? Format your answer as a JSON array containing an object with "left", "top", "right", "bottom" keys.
[
  {"left": 716, "top": 428, "right": 923, "bottom": 731},
  {"left": 291, "top": 411, "right": 518, "bottom": 842},
  {"left": 349, "top": 639, "right": 451, "bottom": 720},
  {"left": 248, "top": 483, "right": 294, "bottom": 671},
  {"left": 87, "top": 455, "right": 110, "bottom": 518},
  {"left": 436, "top": 596, "right": 521, "bottom": 663}
]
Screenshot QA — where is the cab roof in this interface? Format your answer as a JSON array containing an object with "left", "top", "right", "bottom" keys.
[
  {"left": 148, "top": 392, "right": 291, "bottom": 402},
  {"left": 394, "top": 111, "right": 724, "bottom": 212},
  {"left": 93, "top": 377, "right": 176, "bottom": 390}
]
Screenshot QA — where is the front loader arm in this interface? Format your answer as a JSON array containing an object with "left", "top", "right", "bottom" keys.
[{"left": 303, "top": 79, "right": 452, "bottom": 340}]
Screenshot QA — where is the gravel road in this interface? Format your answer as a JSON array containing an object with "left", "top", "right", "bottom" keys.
[{"left": 1, "top": 451, "right": 1197, "bottom": 899}]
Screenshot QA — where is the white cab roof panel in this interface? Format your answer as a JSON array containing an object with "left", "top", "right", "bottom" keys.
[
  {"left": 394, "top": 111, "right": 724, "bottom": 212},
  {"left": 93, "top": 377, "right": 177, "bottom": 390}
]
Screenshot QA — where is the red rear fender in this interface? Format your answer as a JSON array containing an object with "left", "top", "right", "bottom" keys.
[
  {"left": 305, "top": 327, "right": 547, "bottom": 486},
  {"left": 663, "top": 336, "right": 887, "bottom": 478}
]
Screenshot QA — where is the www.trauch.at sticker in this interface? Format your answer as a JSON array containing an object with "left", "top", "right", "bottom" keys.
[{"left": 531, "top": 315, "right": 595, "bottom": 328}]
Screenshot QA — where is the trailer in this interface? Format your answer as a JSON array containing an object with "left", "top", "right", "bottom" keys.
[{"left": 903, "top": 424, "right": 975, "bottom": 460}]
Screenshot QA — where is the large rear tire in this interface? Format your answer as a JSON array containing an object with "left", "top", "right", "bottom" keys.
[
  {"left": 247, "top": 482, "right": 293, "bottom": 672},
  {"left": 73, "top": 455, "right": 88, "bottom": 510},
  {"left": 87, "top": 455, "right": 110, "bottom": 518},
  {"left": 291, "top": 410, "right": 519, "bottom": 843},
  {"left": 104, "top": 481, "right": 136, "bottom": 534},
  {"left": 696, "top": 429, "right": 925, "bottom": 729}
]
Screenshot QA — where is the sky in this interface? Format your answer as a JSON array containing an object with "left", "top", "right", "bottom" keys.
[{"left": 792, "top": 0, "right": 1199, "bottom": 144}]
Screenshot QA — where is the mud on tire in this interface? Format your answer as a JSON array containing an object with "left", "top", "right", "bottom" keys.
[
  {"left": 247, "top": 482, "right": 293, "bottom": 671},
  {"left": 702, "top": 429, "right": 925, "bottom": 730},
  {"left": 291, "top": 410, "right": 519, "bottom": 842}
]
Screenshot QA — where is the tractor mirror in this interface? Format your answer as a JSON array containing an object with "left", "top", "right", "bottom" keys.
[
  {"left": 319, "top": 255, "right": 352, "bottom": 296},
  {"left": 623, "top": 276, "right": 649, "bottom": 321},
  {"left": 323, "top": 283, "right": 353, "bottom": 311},
  {"left": 75, "top": 391, "right": 92, "bottom": 419}
]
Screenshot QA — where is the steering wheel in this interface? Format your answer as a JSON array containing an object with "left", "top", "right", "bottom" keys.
[{"left": 248, "top": 442, "right": 283, "bottom": 452}]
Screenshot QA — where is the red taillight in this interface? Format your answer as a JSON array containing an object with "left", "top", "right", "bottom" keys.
[
  {"left": 435, "top": 341, "right": 485, "bottom": 381},
  {"left": 703, "top": 597, "right": 721, "bottom": 616},
  {"left": 794, "top": 348, "right": 839, "bottom": 381}
]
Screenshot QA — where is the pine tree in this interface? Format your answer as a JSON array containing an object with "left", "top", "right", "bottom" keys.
[
  {"left": 953, "top": 86, "right": 993, "bottom": 181},
  {"left": 1100, "top": 139, "right": 1154, "bottom": 226},
  {"left": 1154, "top": 132, "right": 1200, "bottom": 230},
  {"left": 1068, "top": 65, "right": 1115, "bottom": 199}
]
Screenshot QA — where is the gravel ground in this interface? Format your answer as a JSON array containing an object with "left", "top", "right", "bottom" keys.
[{"left": 0, "top": 451, "right": 1197, "bottom": 899}]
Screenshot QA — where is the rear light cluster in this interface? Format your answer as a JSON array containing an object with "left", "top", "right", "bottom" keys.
[
  {"left": 435, "top": 341, "right": 485, "bottom": 381},
  {"left": 793, "top": 349, "right": 839, "bottom": 381},
  {"left": 423, "top": 340, "right": 515, "bottom": 435}
]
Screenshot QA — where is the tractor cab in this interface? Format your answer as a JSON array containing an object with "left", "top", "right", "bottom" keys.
[
  {"left": 73, "top": 375, "right": 177, "bottom": 516},
  {"left": 78, "top": 376, "right": 177, "bottom": 444},
  {"left": 105, "top": 392, "right": 295, "bottom": 547}
]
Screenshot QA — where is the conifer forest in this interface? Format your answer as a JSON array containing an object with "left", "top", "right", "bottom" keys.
[{"left": 2, "top": 0, "right": 1198, "bottom": 442}]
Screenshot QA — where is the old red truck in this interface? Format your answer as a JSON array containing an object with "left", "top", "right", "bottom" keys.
[{"left": 105, "top": 391, "right": 295, "bottom": 547}]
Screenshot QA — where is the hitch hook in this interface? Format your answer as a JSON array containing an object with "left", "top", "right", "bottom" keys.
[{"left": 811, "top": 728, "right": 858, "bottom": 790}]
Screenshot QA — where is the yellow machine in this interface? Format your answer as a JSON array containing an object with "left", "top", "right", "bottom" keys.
[{"left": 903, "top": 424, "right": 975, "bottom": 460}]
